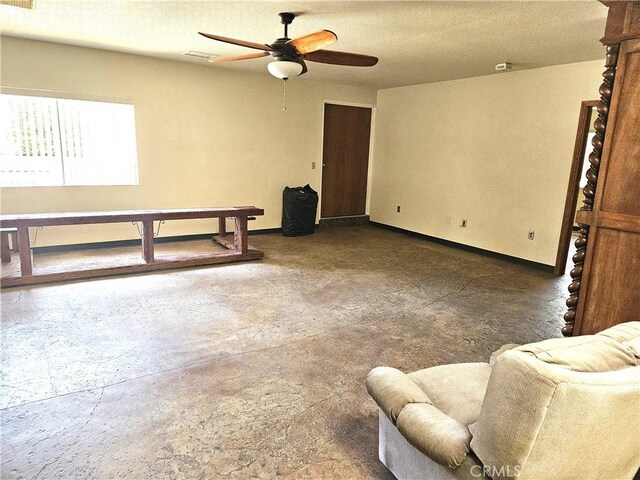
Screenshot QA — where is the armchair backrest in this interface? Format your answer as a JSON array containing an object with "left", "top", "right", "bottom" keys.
[{"left": 470, "top": 322, "right": 640, "bottom": 479}]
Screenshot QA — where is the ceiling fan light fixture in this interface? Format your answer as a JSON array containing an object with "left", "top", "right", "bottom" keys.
[{"left": 267, "top": 60, "right": 303, "bottom": 80}]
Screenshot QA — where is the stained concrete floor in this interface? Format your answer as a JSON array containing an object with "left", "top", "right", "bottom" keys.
[{"left": 1, "top": 226, "right": 570, "bottom": 479}]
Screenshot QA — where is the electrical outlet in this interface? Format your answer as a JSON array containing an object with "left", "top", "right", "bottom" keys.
[
  {"left": 461, "top": 219, "right": 467, "bottom": 228},
  {"left": 396, "top": 206, "right": 401, "bottom": 213},
  {"left": 311, "top": 161, "right": 316, "bottom": 169},
  {"left": 528, "top": 230, "right": 535, "bottom": 240}
]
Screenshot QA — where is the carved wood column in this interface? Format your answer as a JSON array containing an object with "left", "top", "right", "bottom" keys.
[{"left": 562, "top": 45, "right": 618, "bottom": 336}]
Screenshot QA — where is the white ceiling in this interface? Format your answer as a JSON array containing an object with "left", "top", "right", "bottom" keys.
[{"left": 0, "top": 1, "right": 608, "bottom": 89}]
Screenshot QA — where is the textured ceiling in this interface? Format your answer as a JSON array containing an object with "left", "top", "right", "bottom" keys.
[{"left": 0, "top": 1, "right": 608, "bottom": 89}]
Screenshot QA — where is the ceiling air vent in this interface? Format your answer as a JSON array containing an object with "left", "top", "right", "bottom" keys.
[
  {"left": 0, "top": 0, "right": 35, "bottom": 9},
  {"left": 183, "top": 51, "right": 219, "bottom": 60}
]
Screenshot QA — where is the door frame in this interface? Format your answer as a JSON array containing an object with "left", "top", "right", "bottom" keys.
[
  {"left": 554, "top": 99, "right": 599, "bottom": 276},
  {"left": 318, "top": 100, "right": 376, "bottom": 219}
]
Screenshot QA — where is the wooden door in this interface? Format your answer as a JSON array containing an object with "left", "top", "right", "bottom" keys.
[
  {"left": 321, "top": 103, "right": 372, "bottom": 218},
  {"left": 554, "top": 100, "right": 598, "bottom": 276}
]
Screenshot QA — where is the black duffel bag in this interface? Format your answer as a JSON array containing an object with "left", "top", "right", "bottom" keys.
[{"left": 282, "top": 184, "right": 318, "bottom": 237}]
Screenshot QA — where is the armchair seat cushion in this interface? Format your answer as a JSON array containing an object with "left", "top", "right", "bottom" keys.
[{"left": 408, "top": 362, "right": 492, "bottom": 425}]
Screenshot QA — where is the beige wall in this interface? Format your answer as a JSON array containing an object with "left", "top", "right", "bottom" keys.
[
  {"left": 0, "top": 37, "right": 376, "bottom": 246},
  {"left": 1, "top": 36, "right": 605, "bottom": 266},
  {"left": 370, "top": 60, "right": 603, "bottom": 266}
]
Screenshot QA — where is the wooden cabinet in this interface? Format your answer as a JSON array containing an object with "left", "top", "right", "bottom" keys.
[{"left": 563, "top": 1, "right": 640, "bottom": 336}]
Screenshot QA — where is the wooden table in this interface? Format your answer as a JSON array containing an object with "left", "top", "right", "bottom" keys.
[{"left": 0, "top": 207, "right": 264, "bottom": 287}]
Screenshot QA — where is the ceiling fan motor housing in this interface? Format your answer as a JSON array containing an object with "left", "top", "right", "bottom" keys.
[
  {"left": 270, "top": 39, "right": 298, "bottom": 61},
  {"left": 269, "top": 37, "right": 306, "bottom": 77}
]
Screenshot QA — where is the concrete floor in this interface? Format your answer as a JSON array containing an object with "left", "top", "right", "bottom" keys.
[{"left": 1, "top": 226, "right": 570, "bottom": 479}]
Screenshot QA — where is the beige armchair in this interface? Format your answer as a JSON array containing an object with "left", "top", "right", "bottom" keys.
[{"left": 366, "top": 321, "right": 640, "bottom": 479}]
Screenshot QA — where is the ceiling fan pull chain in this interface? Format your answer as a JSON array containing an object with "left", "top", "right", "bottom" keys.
[{"left": 282, "top": 79, "right": 287, "bottom": 111}]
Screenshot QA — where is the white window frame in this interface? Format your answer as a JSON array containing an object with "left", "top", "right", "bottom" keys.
[{"left": 0, "top": 89, "right": 139, "bottom": 188}]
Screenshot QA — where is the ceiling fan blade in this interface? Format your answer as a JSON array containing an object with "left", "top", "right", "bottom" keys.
[
  {"left": 303, "top": 49, "right": 378, "bottom": 67},
  {"left": 286, "top": 30, "right": 337, "bottom": 54},
  {"left": 209, "top": 51, "right": 269, "bottom": 63},
  {"left": 198, "top": 32, "right": 274, "bottom": 52}
]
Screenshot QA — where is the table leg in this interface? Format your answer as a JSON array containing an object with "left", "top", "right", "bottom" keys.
[
  {"left": 10, "top": 231, "right": 18, "bottom": 252},
  {"left": 16, "top": 226, "right": 32, "bottom": 276},
  {"left": 233, "top": 216, "right": 248, "bottom": 254},
  {"left": 219, "top": 217, "right": 227, "bottom": 237},
  {"left": 142, "top": 220, "right": 155, "bottom": 263},
  {"left": 1, "top": 232, "right": 10, "bottom": 263}
]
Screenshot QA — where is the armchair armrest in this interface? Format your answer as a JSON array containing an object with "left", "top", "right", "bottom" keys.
[
  {"left": 367, "top": 366, "right": 471, "bottom": 468},
  {"left": 366, "top": 366, "right": 431, "bottom": 423},
  {"left": 397, "top": 403, "right": 471, "bottom": 468}
]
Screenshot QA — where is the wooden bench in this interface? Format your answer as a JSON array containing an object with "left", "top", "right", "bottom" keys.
[{"left": 0, "top": 207, "right": 264, "bottom": 287}]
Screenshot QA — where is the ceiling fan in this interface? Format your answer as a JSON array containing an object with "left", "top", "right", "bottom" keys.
[{"left": 198, "top": 12, "right": 378, "bottom": 80}]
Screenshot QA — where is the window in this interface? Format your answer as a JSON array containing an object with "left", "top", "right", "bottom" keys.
[{"left": 0, "top": 93, "right": 138, "bottom": 187}]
